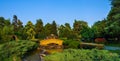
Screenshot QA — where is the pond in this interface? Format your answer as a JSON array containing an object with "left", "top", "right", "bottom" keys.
[
  {"left": 22, "top": 48, "right": 63, "bottom": 61},
  {"left": 105, "top": 46, "right": 120, "bottom": 50}
]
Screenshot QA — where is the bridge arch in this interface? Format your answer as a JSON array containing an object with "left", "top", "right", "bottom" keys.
[{"left": 40, "top": 39, "right": 63, "bottom": 46}]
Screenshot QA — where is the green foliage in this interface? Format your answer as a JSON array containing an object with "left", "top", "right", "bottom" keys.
[
  {"left": 0, "top": 17, "right": 13, "bottom": 43},
  {"left": 44, "top": 23, "right": 53, "bottom": 36},
  {"left": 73, "top": 20, "right": 89, "bottom": 40},
  {"left": 51, "top": 21, "right": 58, "bottom": 36},
  {"left": 58, "top": 23, "right": 78, "bottom": 40},
  {"left": 35, "top": 19, "right": 45, "bottom": 39},
  {"left": 104, "top": 0, "right": 120, "bottom": 43},
  {"left": 73, "top": 20, "right": 88, "bottom": 35},
  {"left": 45, "top": 49, "right": 120, "bottom": 61},
  {"left": 81, "top": 27, "right": 94, "bottom": 42},
  {"left": 108, "top": 0, "right": 120, "bottom": 20},
  {"left": 24, "top": 21, "right": 36, "bottom": 40},
  {"left": 63, "top": 39, "right": 80, "bottom": 49},
  {"left": 44, "top": 21, "right": 57, "bottom": 36},
  {"left": 109, "top": 50, "right": 120, "bottom": 55},
  {"left": 92, "top": 19, "right": 107, "bottom": 38},
  {"left": 0, "top": 40, "right": 38, "bottom": 61},
  {"left": 0, "top": 26, "right": 14, "bottom": 42}
]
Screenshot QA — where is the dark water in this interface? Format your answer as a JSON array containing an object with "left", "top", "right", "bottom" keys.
[
  {"left": 22, "top": 49, "right": 63, "bottom": 61},
  {"left": 22, "top": 49, "right": 41, "bottom": 61}
]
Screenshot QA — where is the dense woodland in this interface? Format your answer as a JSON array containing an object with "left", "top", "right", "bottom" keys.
[{"left": 0, "top": 0, "right": 120, "bottom": 44}]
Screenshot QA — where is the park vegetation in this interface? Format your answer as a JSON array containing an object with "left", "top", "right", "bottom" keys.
[
  {"left": 1, "top": 0, "right": 120, "bottom": 44},
  {"left": 45, "top": 49, "right": 120, "bottom": 61},
  {"left": 0, "top": 0, "right": 120, "bottom": 61},
  {"left": 0, "top": 40, "right": 38, "bottom": 61}
]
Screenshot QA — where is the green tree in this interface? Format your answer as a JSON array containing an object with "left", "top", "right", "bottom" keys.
[
  {"left": 12, "top": 15, "right": 18, "bottom": 32},
  {"left": 73, "top": 20, "right": 88, "bottom": 40},
  {"left": 1, "top": 26, "right": 14, "bottom": 42},
  {"left": 65, "top": 23, "right": 71, "bottom": 29},
  {"left": 12, "top": 15, "right": 23, "bottom": 39},
  {"left": 105, "top": 21, "right": 120, "bottom": 43},
  {"left": 44, "top": 21, "right": 58, "bottom": 37},
  {"left": 58, "top": 25, "right": 65, "bottom": 38},
  {"left": 73, "top": 20, "right": 88, "bottom": 34},
  {"left": 107, "top": 0, "right": 120, "bottom": 21},
  {"left": 35, "top": 19, "right": 44, "bottom": 39},
  {"left": 17, "top": 19, "right": 23, "bottom": 39},
  {"left": 58, "top": 24, "right": 69, "bottom": 38},
  {"left": 81, "top": 27, "right": 95, "bottom": 42},
  {"left": 44, "top": 23, "right": 52, "bottom": 36},
  {"left": 0, "top": 17, "right": 13, "bottom": 43},
  {"left": 105, "top": 0, "right": 120, "bottom": 43},
  {"left": 92, "top": 19, "right": 107, "bottom": 38},
  {"left": 51, "top": 21, "right": 58, "bottom": 36},
  {"left": 58, "top": 23, "right": 77, "bottom": 40},
  {"left": 0, "top": 17, "right": 11, "bottom": 28},
  {"left": 24, "top": 21, "right": 36, "bottom": 40},
  {"left": 0, "top": 17, "right": 5, "bottom": 28}
]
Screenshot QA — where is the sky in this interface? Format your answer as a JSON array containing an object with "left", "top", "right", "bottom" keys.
[{"left": 0, "top": 0, "right": 111, "bottom": 27}]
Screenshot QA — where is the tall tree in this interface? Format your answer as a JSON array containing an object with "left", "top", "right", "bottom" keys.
[
  {"left": 12, "top": 15, "right": 18, "bottom": 32},
  {"left": 35, "top": 19, "right": 44, "bottom": 38},
  {"left": 44, "top": 23, "right": 52, "bottom": 36},
  {"left": 12, "top": 15, "right": 23, "bottom": 37},
  {"left": 105, "top": 0, "right": 120, "bottom": 43},
  {"left": 58, "top": 25, "right": 65, "bottom": 38},
  {"left": 73, "top": 20, "right": 88, "bottom": 39},
  {"left": 0, "top": 17, "right": 13, "bottom": 42},
  {"left": 58, "top": 23, "right": 77, "bottom": 40},
  {"left": 81, "top": 27, "right": 95, "bottom": 42},
  {"left": 0, "top": 17, "right": 11, "bottom": 27},
  {"left": 107, "top": 0, "right": 120, "bottom": 21},
  {"left": 51, "top": 21, "right": 57, "bottom": 36},
  {"left": 24, "top": 21, "right": 35, "bottom": 40},
  {"left": 92, "top": 19, "right": 107, "bottom": 38},
  {"left": 65, "top": 23, "right": 71, "bottom": 29}
]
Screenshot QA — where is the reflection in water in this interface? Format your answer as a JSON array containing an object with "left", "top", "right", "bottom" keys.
[{"left": 22, "top": 48, "right": 63, "bottom": 61}]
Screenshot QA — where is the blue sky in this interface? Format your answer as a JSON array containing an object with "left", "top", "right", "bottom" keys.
[{"left": 0, "top": 0, "right": 111, "bottom": 27}]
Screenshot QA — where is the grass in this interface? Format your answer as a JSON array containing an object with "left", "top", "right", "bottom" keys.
[
  {"left": 0, "top": 40, "right": 38, "bottom": 61},
  {"left": 44, "top": 49, "right": 120, "bottom": 61}
]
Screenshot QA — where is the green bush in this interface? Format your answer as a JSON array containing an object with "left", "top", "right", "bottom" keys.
[
  {"left": 45, "top": 49, "right": 120, "bottom": 61},
  {"left": 63, "top": 39, "right": 80, "bottom": 49},
  {"left": 0, "top": 40, "right": 38, "bottom": 61}
]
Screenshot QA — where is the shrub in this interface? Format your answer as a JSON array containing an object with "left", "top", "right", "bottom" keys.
[
  {"left": 45, "top": 49, "right": 120, "bottom": 61},
  {"left": 95, "top": 38, "right": 106, "bottom": 44},
  {"left": 0, "top": 40, "right": 38, "bottom": 61},
  {"left": 63, "top": 39, "right": 80, "bottom": 49}
]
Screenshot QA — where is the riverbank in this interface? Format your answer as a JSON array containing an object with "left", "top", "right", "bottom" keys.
[{"left": 0, "top": 40, "right": 38, "bottom": 61}]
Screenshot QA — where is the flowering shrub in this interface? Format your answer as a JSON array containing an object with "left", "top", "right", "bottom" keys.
[{"left": 95, "top": 38, "right": 106, "bottom": 44}]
